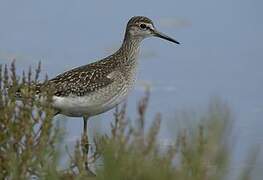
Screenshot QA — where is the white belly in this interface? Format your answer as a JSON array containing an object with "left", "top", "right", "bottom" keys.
[{"left": 53, "top": 92, "right": 126, "bottom": 117}]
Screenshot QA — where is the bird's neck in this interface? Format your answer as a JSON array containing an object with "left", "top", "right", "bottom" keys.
[
  {"left": 122, "top": 33, "right": 142, "bottom": 49},
  {"left": 118, "top": 36, "right": 142, "bottom": 63},
  {"left": 105, "top": 34, "right": 142, "bottom": 68}
]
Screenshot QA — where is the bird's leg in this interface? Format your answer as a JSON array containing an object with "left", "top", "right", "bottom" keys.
[
  {"left": 81, "top": 116, "right": 89, "bottom": 161},
  {"left": 83, "top": 116, "right": 88, "bottom": 136},
  {"left": 81, "top": 116, "right": 95, "bottom": 176}
]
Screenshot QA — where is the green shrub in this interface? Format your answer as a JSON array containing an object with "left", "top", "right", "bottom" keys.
[
  {"left": 0, "top": 62, "right": 62, "bottom": 179},
  {"left": 0, "top": 62, "right": 260, "bottom": 179}
]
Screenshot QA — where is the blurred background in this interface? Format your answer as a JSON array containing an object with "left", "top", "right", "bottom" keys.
[{"left": 0, "top": 0, "right": 262, "bottom": 178}]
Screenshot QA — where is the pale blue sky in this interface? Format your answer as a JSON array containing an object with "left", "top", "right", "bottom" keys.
[{"left": 0, "top": 0, "right": 263, "bottom": 178}]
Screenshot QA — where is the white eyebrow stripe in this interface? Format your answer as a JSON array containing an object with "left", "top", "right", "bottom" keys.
[
  {"left": 148, "top": 24, "right": 154, "bottom": 29},
  {"left": 143, "top": 24, "right": 154, "bottom": 32}
]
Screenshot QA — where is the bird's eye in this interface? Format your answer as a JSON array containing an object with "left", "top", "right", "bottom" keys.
[{"left": 140, "top": 24, "right": 147, "bottom": 29}]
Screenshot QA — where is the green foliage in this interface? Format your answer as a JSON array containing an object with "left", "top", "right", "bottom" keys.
[
  {"left": 0, "top": 62, "right": 62, "bottom": 179},
  {"left": 94, "top": 94, "right": 231, "bottom": 180},
  {"left": 0, "top": 62, "right": 260, "bottom": 179}
]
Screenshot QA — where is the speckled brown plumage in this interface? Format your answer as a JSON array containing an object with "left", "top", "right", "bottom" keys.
[{"left": 42, "top": 61, "right": 115, "bottom": 97}]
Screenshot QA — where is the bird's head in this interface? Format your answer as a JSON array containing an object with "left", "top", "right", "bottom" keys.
[{"left": 125, "top": 16, "right": 180, "bottom": 44}]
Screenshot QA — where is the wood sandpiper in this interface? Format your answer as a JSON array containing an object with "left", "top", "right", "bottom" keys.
[{"left": 32, "top": 16, "right": 179, "bottom": 169}]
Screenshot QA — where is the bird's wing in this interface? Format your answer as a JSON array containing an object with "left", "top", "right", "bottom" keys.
[{"left": 38, "top": 63, "right": 115, "bottom": 97}]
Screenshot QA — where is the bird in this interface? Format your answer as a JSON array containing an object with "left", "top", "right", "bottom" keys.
[
  {"left": 43, "top": 16, "right": 179, "bottom": 135},
  {"left": 18, "top": 16, "right": 179, "bottom": 153},
  {"left": 40, "top": 16, "right": 178, "bottom": 133},
  {"left": 16, "top": 16, "right": 179, "bottom": 173}
]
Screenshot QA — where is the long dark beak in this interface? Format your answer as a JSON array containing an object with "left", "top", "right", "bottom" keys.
[{"left": 153, "top": 30, "right": 180, "bottom": 44}]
